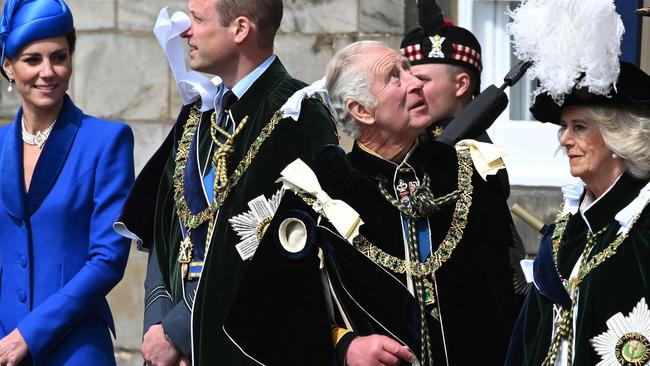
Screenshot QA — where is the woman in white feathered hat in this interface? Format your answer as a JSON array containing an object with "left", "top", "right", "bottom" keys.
[{"left": 505, "top": 1, "right": 650, "bottom": 365}]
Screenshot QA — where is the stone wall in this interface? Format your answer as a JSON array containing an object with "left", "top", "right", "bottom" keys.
[{"left": 0, "top": 1, "right": 561, "bottom": 364}]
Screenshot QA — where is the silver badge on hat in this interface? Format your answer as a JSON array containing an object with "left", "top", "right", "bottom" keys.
[{"left": 429, "top": 35, "right": 445, "bottom": 58}]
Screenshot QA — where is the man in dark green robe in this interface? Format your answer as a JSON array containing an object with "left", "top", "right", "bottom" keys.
[
  {"left": 224, "top": 40, "right": 523, "bottom": 366},
  {"left": 116, "top": 0, "right": 337, "bottom": 365}
]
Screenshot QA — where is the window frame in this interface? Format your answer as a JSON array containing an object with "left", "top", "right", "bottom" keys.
[{"left": 457, "top": 0, "right": 573, "bottom": 187}]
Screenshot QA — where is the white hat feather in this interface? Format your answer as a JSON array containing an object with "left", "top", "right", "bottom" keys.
[{"left": 506, "top": 0, "right": 624, "bottom": 105}]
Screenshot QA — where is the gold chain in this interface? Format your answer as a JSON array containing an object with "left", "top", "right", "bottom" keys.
[
  {"left": 296, "top": 147, "right": 474, "bottom": 279},
  {"left": 351, "top": 147, "right": 474, "bottom": 278},
  {"left": 543, "top": 190, "right": 650, "bottom": 365},
  {"left": 550, "top": 212, "right": 641, "bottom": 293},
  {"left": 173, "top": 106, "right": 286, "bottom": 259},
  {"left": 173, "top": 106, "right": 212, "bottom": 230},
  {"left": 542, "top": 227, "right": 605, "bottom": 366}
]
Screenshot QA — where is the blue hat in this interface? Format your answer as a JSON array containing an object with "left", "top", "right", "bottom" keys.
[{"left": 0, "top": 0, "right": 73, "bottom": 65}]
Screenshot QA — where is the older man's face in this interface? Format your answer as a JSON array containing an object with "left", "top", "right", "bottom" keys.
[{"left": 366, "top": 46, "right": 429, "bottom": 137}]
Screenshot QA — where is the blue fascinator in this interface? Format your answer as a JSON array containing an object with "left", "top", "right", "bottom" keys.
[{"left": 0, "top": 0, "right": 73, "bottom": 66}]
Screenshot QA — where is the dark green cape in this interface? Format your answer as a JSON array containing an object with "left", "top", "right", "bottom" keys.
[
  {"left": 310, "top": 141, "right": 523, "bottom": 365},
  {"left": 170, "top": 59, "right": 337, "bottom": 364},
  {"left": 513, "top": 173, "right": 650, "bottom": 365},
  {"left": 121, "top": 58, "right": 338, "bottom": 364},
  {"left": 221, "top": 141, "right": 523, "bottom": 365}
]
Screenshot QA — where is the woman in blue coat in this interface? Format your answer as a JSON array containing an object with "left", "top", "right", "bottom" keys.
[{"left": 0, "top": 0, "right": 134, "bottom": 364}]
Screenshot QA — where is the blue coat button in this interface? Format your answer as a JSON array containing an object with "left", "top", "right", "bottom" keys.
[
  {"left": 17, "top": 290, "right": 26, "bottom": 303},
  {"left": 18, "top": 255, "right": 26, "bottom": 268}
]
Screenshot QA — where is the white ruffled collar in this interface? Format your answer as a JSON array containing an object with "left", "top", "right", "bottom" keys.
[{"left": 561, "top": 177, "right": 650, "bottom": 235}]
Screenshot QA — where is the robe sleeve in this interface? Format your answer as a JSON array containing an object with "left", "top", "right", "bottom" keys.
[{"left": 143, "top": 244, "right": 192, "bottom": 357}]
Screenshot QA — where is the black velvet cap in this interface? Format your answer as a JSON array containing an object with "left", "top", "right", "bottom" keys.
[
  {"left": 530, "top": 61, "right": 650, "bottom": 124},
  {"left": 400, "top": 0, "right": 482, "bottom": 95}
]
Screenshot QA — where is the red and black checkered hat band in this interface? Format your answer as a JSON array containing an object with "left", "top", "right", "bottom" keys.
[
  {"left": 451, "top": 43, "right": 482, "bottom": 72},
  {"left": 401, "top": 44, "right": 425, "bottom": 62},
  {"left": 400, "top": 24, "right": 483, "bottom": 78}
]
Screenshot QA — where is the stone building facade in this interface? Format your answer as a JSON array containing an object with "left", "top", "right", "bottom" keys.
[{"left": 0, "top": 0, "right": 563, "bottom": 364}]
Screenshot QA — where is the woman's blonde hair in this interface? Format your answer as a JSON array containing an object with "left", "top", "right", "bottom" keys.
[{"left": 584, "top": 104, "right": 650, "bottom": 179}]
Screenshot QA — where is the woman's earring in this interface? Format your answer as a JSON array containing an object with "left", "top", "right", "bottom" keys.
[
  {"left": 7, "top": 79, "right": 13, "bottom": 93},
  {"left": 611, "top": 152, "right": 619, "bottom": 159}
]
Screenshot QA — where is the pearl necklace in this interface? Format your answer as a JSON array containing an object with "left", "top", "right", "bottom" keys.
[{"left": 22, "top": 115, "right": 56, "bottom": 149}]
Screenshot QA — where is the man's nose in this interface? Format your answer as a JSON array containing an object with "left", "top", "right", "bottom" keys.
[{"left": 406, "top": 72, "right": 424, "bottom": 92}]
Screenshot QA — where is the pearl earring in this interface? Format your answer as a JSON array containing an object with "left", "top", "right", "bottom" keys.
[
  {"left": 611, "top": 153, "right": 619, "bottom": 159},
  {"left": 7, "top": 79, "right": 13, "bottom": 93}
]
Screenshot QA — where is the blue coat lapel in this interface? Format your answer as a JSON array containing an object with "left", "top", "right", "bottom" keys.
[
  {"left": 0, "top": 113, "right": 27, "bottom": 219},
  {"left": 533, "top": 229, "right": 572, "bottom": 308},
  {"left": 27, "top": 95, "right": 81, "bottom": 216}
]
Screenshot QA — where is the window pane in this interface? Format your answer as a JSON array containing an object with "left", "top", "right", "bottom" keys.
[{"left": 508, "top": 50, "right": 534, "bottom": 121}]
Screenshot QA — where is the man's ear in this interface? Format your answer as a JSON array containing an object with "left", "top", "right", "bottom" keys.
[
  {"left": 455, "top": 71, "right": 471, "bottom": 98},
  {"left": 346, "top": 99, "right": 375, "bottom": 126},
  {"left": 233, "top": 16, "right": 252, "bottom": 44}
]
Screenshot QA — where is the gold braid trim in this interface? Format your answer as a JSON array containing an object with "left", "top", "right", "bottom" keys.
[
  {"left": 296, "top": 147, "right": 474, "bottom": 279},
  {"left": 173, "top": 106, "right": 287, "bottom": 259},
  {"left": 542, "top": 190, "right": 650, "bottom": 366},
  {"left": 353, "top": 147, "right": 473, "bottom": 278},
  {"left": 211, "top": 112, "right": 250, "bottom": 194},
  {"left": 213, "top": 109, "right": 285, "bottom": 208}
]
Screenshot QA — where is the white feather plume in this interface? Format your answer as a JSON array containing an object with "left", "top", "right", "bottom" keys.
[{"left": 506, "top": 0, "right": 624, "bottom": 105}]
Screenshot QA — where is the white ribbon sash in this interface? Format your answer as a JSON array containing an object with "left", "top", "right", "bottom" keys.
[
  {"left": 153, "top": 8, "right": 219, "bottom": 111},
  {"left": 277, "top": 159, "right": 363, "bottom": 243},
  {"left": 279, "top": 77, "right": 331, "bottom": 121}
]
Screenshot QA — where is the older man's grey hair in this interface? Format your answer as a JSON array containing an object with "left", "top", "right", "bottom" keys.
[
  {"left": 585, "top": 104, "right": 650, "bottom": 179},
  {"left": 325, "top": 41, "right": 386, "bottom": 139}
]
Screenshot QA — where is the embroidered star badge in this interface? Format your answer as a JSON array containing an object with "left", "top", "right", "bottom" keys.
[
  {"left": 591, "top": 298, "right": 650, "bottom": 366},
  {"left": 229, "top": 188, "right": 285, "bottom": 261}
]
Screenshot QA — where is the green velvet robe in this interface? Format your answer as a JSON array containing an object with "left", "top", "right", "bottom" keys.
[
  {"left": 219, "top": 140, "right": 523, "bottom": 366},
  {"left": 316, "top": 141, "right": 523, "bottom": 365},
  {"left": 517, "top": 173, "right": 650, "bottom": 365},
  {"left": 152, "top": 59, "right": 338, "bottom": 365}
]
